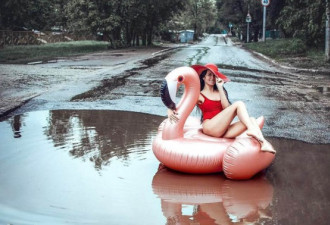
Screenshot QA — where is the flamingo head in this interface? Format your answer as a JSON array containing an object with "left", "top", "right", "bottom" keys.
[{"left": 160, "top": 67, "right": 199, "bottom": 110}]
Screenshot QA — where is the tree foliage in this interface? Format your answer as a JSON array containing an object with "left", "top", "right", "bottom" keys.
[
  {"left": 276, "top": 0, "right": 326, "bottom": 46},
  {"left": 0, "top": 0, "right": 54, "bottom": 30},
  {"left": 0, "top": 0, "right": 328, "bottom": 47},
  {"left": 181, "top": 0, "right": 217, "bottom": 39},
  {"left": 0, "top": 0, "right": 187, "bottom": 47},
  {"left": 63, "top": 0, "right": 188, "bottom": 47},
  {"left": 215, "top": 0, "right": 327, "bottom": 47}
]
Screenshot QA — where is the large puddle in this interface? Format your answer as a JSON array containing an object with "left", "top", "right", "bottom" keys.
[{"left": 0, "top": 110, "right": 329, "bottom": 225}]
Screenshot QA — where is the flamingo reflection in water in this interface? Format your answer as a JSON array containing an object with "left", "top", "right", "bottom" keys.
[{"left": 152, "top": 165, "right": 273, "bottom": 225}]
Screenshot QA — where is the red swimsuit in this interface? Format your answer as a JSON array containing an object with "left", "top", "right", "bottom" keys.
[{"left": 198, "top": 93, "right": 223, "bottom": 120}]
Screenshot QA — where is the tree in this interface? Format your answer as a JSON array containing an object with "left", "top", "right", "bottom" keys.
[
  {"left": 216, "top": 0, "right": 262, "bottom": 41},
  {"left": 326, "top": 0, "right": 330, "bottom": 61},
  {"left": 0, "top": 0, "right": 54, "bottom": 30},
  {"left": 178, "top": 0, "right": 217, "bottom": 40},
  {"left": 52, "top": 0, "right": 69, "bottom": 29},
  {"left": 64, "top": 0, "right": 186, "bottom": 47},
  {"left": 0, "top": 0, "right": 29, "bottom": 30},
  {"left": 267, "top": 0, "right": 286, "bottom": 29},
  {"left": 276, "top": 0, "right": 326, "bottom": 46}
]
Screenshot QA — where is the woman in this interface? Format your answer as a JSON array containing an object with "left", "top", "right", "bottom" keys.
[{"left": 168, "top": 63, "right": 276, "bottom": 154}]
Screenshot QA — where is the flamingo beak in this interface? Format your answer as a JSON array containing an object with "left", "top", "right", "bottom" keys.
[{"left": 160, "top": 79, "right": 177, "bottom": 110}]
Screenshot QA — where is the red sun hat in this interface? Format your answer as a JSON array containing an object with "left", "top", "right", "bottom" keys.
[{"left": 191, "top": 63, "right": 230, "bottom": 82}]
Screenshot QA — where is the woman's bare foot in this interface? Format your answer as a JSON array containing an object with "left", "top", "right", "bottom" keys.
[
  {"left": 260, "top": 140, "right": 276, "bottom": 154},
  {"left": 246, "top": 130, "right": 276, "bottom": 154}
]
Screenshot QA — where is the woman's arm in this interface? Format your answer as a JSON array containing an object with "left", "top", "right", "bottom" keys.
[
  {"left": 168, "top": 96, "right": 202, "bottom": 124},
  {"left": 216, "top": 78, "right": 230, "bottom": 108}
]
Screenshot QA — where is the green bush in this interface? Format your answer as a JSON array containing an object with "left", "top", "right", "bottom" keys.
[
  {"left": 244, "top": 38, "right": 330, "bottom": 69},
  {"left": 0, "top": 41, "right": 109, "bottom": 64},
  {"left": 245, "top": 38, "right": 306, "bottom": 59}
]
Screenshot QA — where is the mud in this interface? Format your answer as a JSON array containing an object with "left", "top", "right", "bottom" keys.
[{"left": 0, "top": 35, "right": 329, "bottom": 144}]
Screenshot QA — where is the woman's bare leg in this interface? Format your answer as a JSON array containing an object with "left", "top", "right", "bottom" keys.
[
  {"left": 251, "top": 118, "right": 276, "bottom": 153},
  {"left": 202, "top": 103, "right": 238, "bottom": 137},
  {"left": 250, "top": 117, "right": 264, "bottom": 140},
  {"left": 202, "top": 101, "right": 276, "bottom": 153},
  {"left": 223, "top": 119, "right": 253, "bottom": 138},
  {"left": 202, "top": 101, "right": 261, "bottom": 138},
  {"left": 221, "top": 118, "right": 276, "bottom": 153}
]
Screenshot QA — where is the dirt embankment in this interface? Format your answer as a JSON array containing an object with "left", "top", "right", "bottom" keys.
[{"left": 0, "top": 46, "right": 181, "bottom": 119}]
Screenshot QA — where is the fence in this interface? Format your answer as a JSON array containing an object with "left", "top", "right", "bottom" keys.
[
  {"left": 0, "top": 30, "right": 40, "bottom": 46},
  {"left": 0, "top": 30, "right": 97, "bottom": 47},
  {"left": 265, "top": 30, "right": 281, "bottom": 39}
]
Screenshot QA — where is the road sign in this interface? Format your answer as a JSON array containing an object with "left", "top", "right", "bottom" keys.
[
  {"left": 261, "top": 0, "right": 271, "bottom": 7},
  {"left": 246, "top": 13, "right": 252, "bottom": 23}
]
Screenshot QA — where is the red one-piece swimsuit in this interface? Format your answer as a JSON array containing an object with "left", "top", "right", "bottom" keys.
[{"left": 198, "top": 93, "right": 223, "bottom": 121}]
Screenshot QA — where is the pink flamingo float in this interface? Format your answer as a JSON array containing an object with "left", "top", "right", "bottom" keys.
[{"left": 152, "top": 67, "right": 275, "bottom": 180}]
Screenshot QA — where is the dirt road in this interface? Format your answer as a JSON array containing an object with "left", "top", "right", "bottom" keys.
[{"left": 0, "top": 35, "right": 329, "bottom": 143}]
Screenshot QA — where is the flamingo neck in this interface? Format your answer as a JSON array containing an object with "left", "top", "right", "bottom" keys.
[{"left": 162, "top": 80, "right": 199, "bottom": 140}]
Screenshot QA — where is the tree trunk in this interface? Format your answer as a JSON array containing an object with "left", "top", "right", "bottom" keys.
[
  {"left": 125, "top": 23, "right": 131, "bottom": 47},
  {"left": 132, "top": 33, "right": 135, "bottom": 46},
  {"left": 147, "top": 29, "right": 152, "bottom": 46},
  {"left": 136, "top": 35, "right": 140, "bottom": 46},
  {"left": 326, "top": 0, "right": 330, "bottom": 62},
  {"left": 193, "top": 23, "right": 197, "bottom": 41},
  {"left": 142, "top": 30, "right": 147, "bottom": 46},
  {"left": 147, "top": 20, "right": 153, "bottom": 46}
]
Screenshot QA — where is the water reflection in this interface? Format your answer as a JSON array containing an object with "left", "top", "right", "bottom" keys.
[
  {"left": 9, "top": 115, "right": 24, "bottom": 138},
  {"left": 0, "top": 110, "right": 165, "bottom": 224},
  {"left": 1, "top": 111, "right": 329, "bottom": 224},
  {"left": 43, "top": 110, "right": 162, "bottom": 169},
  {"left": 152, "top": 166, "right": 273, "bottom": 224}
]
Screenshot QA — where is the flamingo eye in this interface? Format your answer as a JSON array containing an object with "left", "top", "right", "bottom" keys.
[{"left": 178, "top": 75, "right": 184, "bottom": 82}]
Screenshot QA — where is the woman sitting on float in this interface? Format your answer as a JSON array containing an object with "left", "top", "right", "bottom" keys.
[{"left": 167, "top": 63, "right": 276, "bottom": 154}]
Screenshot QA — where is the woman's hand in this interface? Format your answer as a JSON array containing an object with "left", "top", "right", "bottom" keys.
[
  {"left": 216, "top": 77, "right": 224, "bottom": 88},
  {"left": 216, "top": 78, "right": 230, "bottom": 108},
  {"left": 167, "top": 109, "right": 179, "bottom": 124}
]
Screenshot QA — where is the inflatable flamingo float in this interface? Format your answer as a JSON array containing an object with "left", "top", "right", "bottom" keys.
[{"left": 152, "top": 66, "right": 275, "bottom": 179}]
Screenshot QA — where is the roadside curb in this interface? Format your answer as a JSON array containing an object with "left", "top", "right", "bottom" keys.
[
  {"left": 228, "top": 37, "right": 330, "bottom": 76},
  {"left": 0, "top": 93, "right": 40, "bottom": 119},
  {"left": 151, "top": 44, "right": 188, "bottom": 56},
  {"left": 250, "top": 50, "right": 330, "bottom": 76}
]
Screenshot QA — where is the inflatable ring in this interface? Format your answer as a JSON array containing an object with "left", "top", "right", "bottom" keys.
[{"left": 152, "top": 67, "right": 275, "bottom": 179}]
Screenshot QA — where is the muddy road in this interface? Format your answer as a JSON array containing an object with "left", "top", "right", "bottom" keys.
[{"left": 0, "top": 34, "right": 329, "bottom": 143}]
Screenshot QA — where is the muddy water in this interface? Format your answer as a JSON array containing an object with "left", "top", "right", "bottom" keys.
[{"left": 0, "top": 110, "right": 329, "bottom": 225}]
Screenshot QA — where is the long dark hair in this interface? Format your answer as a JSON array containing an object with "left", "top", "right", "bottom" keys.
[
  {"left": 199, "top": 70, "right": 230, "bottom": 102},
  {"left": 198, "top": 70, "right": 231, "bottom": 123}
]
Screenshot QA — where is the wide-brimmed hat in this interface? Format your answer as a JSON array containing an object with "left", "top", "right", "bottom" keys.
[{"left": 191, "top": 63, "right": 230, "bottom": 82}]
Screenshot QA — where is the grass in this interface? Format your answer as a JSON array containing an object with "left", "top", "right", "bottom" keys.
[
  {"left": 1, "top": 38, "right": 329, "bottom": 70},
  {"left": 0, "top": 40, "right": 109, "bottom": 64},
  {"left": 244, "top": 38, "right": 330, "bottom": 69}
]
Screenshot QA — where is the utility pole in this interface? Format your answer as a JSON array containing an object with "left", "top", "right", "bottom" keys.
[
  {"left": 229, "top": 22, "right": 233, "bottom": 36},
  {"left": 326, "top": 0, "right": 330, "bottom": 62},
  {"left": 246, "top": 4, "right": 251, "bottom": 43},
  {"left": 261, "top": 0, "right": 271, "bottom": 42},
  {"left": 262, "top": 6, "right": 266, "bottom": 41},
  {"left": 246, "top": 13, "right": 251, "bottom": 43}
]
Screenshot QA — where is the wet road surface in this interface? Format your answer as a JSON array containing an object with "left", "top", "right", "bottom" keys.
[
  {"left": 0, "top": 110, "right": 329, "bottom": 225},
  {"left": 0, "top": 34, "right": 329, "bottom": 224},
  {"left": 2, "top": 34, "right": 329, "bottom": 143}
]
